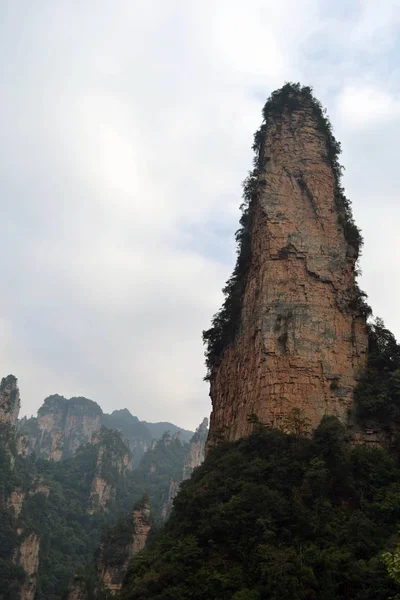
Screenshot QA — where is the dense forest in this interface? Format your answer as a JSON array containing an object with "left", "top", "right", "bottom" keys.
[
  {"left": 115, "top": 316, "right": 400, "bottom": 600},
  {"left": 122, "top": 430, "right": 399, "bottom": 599}
]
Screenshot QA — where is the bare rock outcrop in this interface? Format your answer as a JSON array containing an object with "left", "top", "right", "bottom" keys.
[
  {"left": 161, "top": 479, "right": 180, "bottom": 521},
  {"left": 29, "top": 478, "right": 50, "bottom": 499},
  {"left": 87, "top": 428, "right": 131, "bottom": 514},
  {"left": 160, "top": 419, "right": 209, "bottom": 520},
  {"left": 23, "top": 395, "right": 103, "bottom": 461},
  {"left": 13, "top": 532, "right": 40, "bottom": 600},
  {"left": 0, "top": 375, "right": 20, "bottom": 425},
  {"left": 183, "top": 417, "right": 208, "bottom": 480},
  {"left": 205, "top": 84, "right": 368, "bottom": 447},
  {"left": 19, "top": 401, "right": 158, "bottom": 466},
  {"left": 131, "top": 501, "right": 151, "bottom": 554},
  {"left": 8, "top": 488, "right": 25, "bottom": 517},
  {"left": 98, "top": 500, "right": 151, "bottom": 595}
]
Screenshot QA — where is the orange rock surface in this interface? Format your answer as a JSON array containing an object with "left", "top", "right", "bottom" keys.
[{"left": 208, "top": 93, "right": 368, "bottom": 446}]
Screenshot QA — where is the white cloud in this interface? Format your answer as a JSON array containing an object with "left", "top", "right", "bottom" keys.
[{"left": 337, "top": 86, "right": 400, "bottom": 126}]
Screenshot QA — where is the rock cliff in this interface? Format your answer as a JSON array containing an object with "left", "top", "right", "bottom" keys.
[
  {"left": 161, "top": 479, "right": 180, "bottom": 521},
  {"left": 97, "top": 499, "right": 151, "bottom": 595},
  {"left": 102, "top": 408, "right": 153, "bottom": 466},
  {"left": 0, "top": 375, "right": 20, "bottom": 425},
  {"left": 19, "top": 399, "right": 191, "bottom": 466},
  {"left": 8, "top": 488, "right": 25, "bottom": 517},
  {"left": 13, "top": 532, "right": 40, "bottom": 600},
  {"left": 160, "top": 419, "right": 209, "bottom": 519},
  {"left": 87, "top": 428, "right": 131, "bottom": 514},
  {"left": 183, "top": 417, "right": 208, "bottom": 480},
  {"left": 204, "top": 84, "right": 368, "bottom": 447},
  {"left": 20, "top": 395, "right": 103, "bottom": 460}
]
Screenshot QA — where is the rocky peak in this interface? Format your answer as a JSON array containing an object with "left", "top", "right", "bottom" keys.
[
  {"left": 87, "top": 428, "right": 131, "bottom": 514},
  {"left": 18, "top": 398, "right": 191, "bottom": 467},
  {"left": 183, "top": 417, "right": 208, "bottom": 480},
  {"left": 13, "top": 531, "right": 40, "bottom": 600},
  {"left": 132, "top": 499, "right": 151, "bottom": 554},
  {"left": 205, "top": 84, "right": 368, "bottom": 447},
  {"left": 161, "top": 479, "right": 180, "bottom": 521},
  {"left": 20, "top": 394, "right": 103, "bottom": 461},
  {"left": 0, "top": 375, "right": 20, "bottom": 425},
  {"left": 97, "top": 498, "right": 151, "bottom": 595}
]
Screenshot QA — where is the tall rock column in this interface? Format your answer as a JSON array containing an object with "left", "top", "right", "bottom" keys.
[
  {"left": 97, "top": 499, "right": 151, "bottom": 595},
  {"left": 205, "top": 84, "right": 368, "bottom": 446},
  {"left": 13, "top": 532, "right": 41, "bottom": 600},
  {"left": 0, "top": 375, "right": 20, "bottom": 425},
  {"left": 182, "top": 418, "right": 208, "bottom": 480}
]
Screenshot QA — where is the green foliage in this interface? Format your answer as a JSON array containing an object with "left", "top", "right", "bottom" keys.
[
  {"left": 24, "top": 450, "right": 113, "bottom": 600},
  {"left": 383, "top": 539, "right": 400, "bottom": 599},
  {"left": 38, "top": 394, "right": 103, "bottom": 419},
  {"left": 98, "top": 516, "right": 135, "bottom": 569},
  {"left": 330, "top": 379, "right": 339, "bottom": 391},
  {"left": 247, "top": 413, "right": 264, "bottom": 429},
  {"left": 282, "top": 408, "right": 311, "bottom": 439},
  {"left": 0, "top": 416, "right": 192, "bottom": 600},
  {"left": 143, "top": 420, "right": 194, "bottom": 444},
  {"left": 0, "top": 430, "right": 125, "bottom": 600},
  {"left": 355, "top": 318, "right": 400, "bottom": 437},
  {"left": 202, "top": 160, "right": 259, "bottom": 379},
  {"left": 202, "top": 83, "right": 365, "bottom": 378},
  {"left": 0, "top": 375, "right": 18, "bottom": 413},
  {"left": 260, "top": 84, "right": 362, "bottom": 253},
  {"left": 132, "top": 433, "right": 187, "bottom": 521},
  {"left": 122, "top": 421, "right": 400, "bottom": 600},
  {"left": 103, "top": 410, "right": 153, "bottom": 467}
]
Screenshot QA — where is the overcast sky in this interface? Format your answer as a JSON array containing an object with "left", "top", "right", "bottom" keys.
[{"left": 1, "top": 1, "right": 400, "bottom": 429}]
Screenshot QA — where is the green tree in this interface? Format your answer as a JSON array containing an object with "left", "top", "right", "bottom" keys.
[
  {"left": 383, "top": 543, "right": 400, "bottom": 599},
  {"left": 282, "top": 408, "right": 311, "bottom": 439}
]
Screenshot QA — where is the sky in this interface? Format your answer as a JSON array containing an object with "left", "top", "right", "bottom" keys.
[{"left": 1, "top": 1, "right": 400, "bottom": 429}]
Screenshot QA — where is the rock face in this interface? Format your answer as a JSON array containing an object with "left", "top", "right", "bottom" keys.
[
  {"left": 21, "top": 395, "right": 103, "bottom": 461},
  {"left": 160, "top": 420, "right": 209, "bottom": 520},
  {"left": 102, "top": 409, "right": 153, "bottom": 466},
  {"left": 8, "top": 488, "right": 25, "bottom": 517},
  {"left": 0, "top": 375, "right": 20, "bottom": 425},
  {"left": 183, "top": 418, "right": 208, "bottom": 480},
  {"left": 207, "top": 85, "right": 368, "bottom": 447},
  {"left": 13, "top": 532, "right": 40, "bottom": 600},
  {"left": 98, "top": 500, "right": 151, "bottom": 595},
  {"left": 131, "top": 501, "right": 151, "bottom": 554},
  {"left": 161, "top": 479, "right": 180, "bottom": 521},
  {"left": 143, "top": 420, "right": 194, "bottom": 443},
  {"left": 87, "top": 428, "right": 131, "bottom": 514},
  {"left": 19, "top": 399, "right": 190, "bottom": 466}
]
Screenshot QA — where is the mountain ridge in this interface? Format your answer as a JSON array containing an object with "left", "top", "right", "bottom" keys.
[{"left": 19, "top": 395, "right": 194, "bottom": 465}]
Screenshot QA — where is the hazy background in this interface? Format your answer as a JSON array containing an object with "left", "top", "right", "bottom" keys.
[{"left": 1, "top": 0, "right": 399, "bottom": 428}]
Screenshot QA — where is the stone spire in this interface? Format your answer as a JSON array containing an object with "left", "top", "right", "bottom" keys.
[
  {"left": 205, "top": 84, "right": 368, "bottom": 447},
  {"left": 0, "top": 375, "right": 20, "bottom": 425}
]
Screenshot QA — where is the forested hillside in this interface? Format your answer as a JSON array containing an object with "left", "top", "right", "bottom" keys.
[
  {"left": 0, "top": 384, "right": 207, "bottom": 600},
  {"left": 122, "top": 418, "right": 400, "bottom": 600}
]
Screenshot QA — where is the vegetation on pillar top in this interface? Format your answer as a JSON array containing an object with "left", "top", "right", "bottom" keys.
[{"left": 203, "top": 82, "right": 365, "bottom": 379}]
